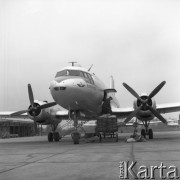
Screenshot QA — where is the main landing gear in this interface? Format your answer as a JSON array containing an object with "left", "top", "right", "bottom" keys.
[
  {"left": 70, "top": 110, "right": 81, "bottom": 144},
  {"left": 141, "top": 121, "right": 153, "bottom": 139},
  {"left": 48, "top": 123, "right": 62, "bottom": 142}
]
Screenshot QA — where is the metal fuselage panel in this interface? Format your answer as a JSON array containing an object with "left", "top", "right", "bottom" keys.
[{"left": 50, "top": 74, "right": 105, "bottom": 116}]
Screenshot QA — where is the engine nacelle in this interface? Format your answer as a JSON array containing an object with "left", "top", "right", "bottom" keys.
[
  {"left": 27, "top": 100, "right": 50, "bottom": 123},
  {"left": 133, "top": 95, "right": 156, "bottom": 121}
]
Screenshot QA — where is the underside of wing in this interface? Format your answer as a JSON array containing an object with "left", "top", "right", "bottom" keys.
[
  {"left": 111, "top": 107, "right": 134, "bottom": 118},
  {"left": 55, "top": 110, "right": 69, "bottom": 119},
  {"left": 156, "top": 103, "right": 180, "bottom": 114}
]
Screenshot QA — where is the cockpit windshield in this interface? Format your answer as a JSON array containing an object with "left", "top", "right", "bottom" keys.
[
  {"left": 55, "top": 70, "right": 68, "bottom": 77},
  {"left": 55, "top": 70, "right": 94, "bottom": 85},
  {"left": 55, "top": 70, "right": 81, "bottom": 77}
]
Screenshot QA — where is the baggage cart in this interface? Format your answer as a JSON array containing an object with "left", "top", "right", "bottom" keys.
[{"left": 96, "top": 115, "right": 118, "bottom": 142}]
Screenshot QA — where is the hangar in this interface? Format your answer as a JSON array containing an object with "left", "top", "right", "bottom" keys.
[{"left": 0, "top": 118, "right": 34, "bottom": 138}]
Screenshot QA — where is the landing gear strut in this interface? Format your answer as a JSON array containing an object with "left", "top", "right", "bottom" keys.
[
  {"left": 141, "top": 121, "right": 153, "bottom": 139},
  {"left": 72, "top": 132, "right": 80, "bottom": 144},
  {"left": 48, "top": 123, "right": 61, "bottom": 142},
  {"left": 148, "top": 129, "right": 153, "bottom": 139},
  {"left": 70, "top": 110, "right": 81, "bottom": 144},
  {"left": 48, "top": 132, "right": 53, "bottom": 142}
]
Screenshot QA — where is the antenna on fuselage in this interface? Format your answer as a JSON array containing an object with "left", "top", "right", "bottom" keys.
[
  {"left": 88, "top": 64, "right": 93, "bottom": 71},
  {"left": 68, "top": 62, "right": 77, "bottom": 66}
]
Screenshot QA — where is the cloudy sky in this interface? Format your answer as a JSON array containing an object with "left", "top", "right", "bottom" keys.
[{"left": 0, "top": 0, "right": 180, "bottom": 118}]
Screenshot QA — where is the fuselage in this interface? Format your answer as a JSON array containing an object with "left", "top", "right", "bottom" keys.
[
  {"left": 49, "top": 66, "right": 117, "bottom": 116},
  {"left": 49, "top": 66, "right": 158, "bottom": 122}
]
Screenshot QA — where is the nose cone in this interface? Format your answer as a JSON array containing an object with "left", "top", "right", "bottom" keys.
[
  {"left": 49, "top": 78, "right": 87, "bottom": 109},
  {"left": 50, "top": 78, "right": 86, "bottom": 91}
]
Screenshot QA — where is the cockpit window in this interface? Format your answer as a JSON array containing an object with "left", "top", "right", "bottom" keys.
[
  {"left": 82, "top": 72, "right": 88, "bottom": 78},
  {"left": 55, "top": 70, "right": 68, "bottom": 77},
  {"left": 55, "top": 70, "right": 94, "bottom": 85},
  {"left": 55, "top": 70, "right": 80, "bottom": 77},
  {"left": 79, "top": 71, "right": 84, "bottom": 78},
  {"left": 68, "top": 70, "right": 79, "bottom": 76},
  {"left": 82, "top": 72, "right": 94, "bottom": 85}
]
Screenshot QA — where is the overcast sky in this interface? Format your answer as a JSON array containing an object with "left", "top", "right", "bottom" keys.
[{"left": 0, "top": 0, "right": 180, "bottom": 118}]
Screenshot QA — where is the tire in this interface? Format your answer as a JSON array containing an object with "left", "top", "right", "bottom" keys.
[
  {"left": 72, "top": 132, "right": 80, "bottom": 144},
  {"left": 48, "top": 132, "right": 53, "bottom": 142},
  {"left": 141, "top": 129, "right": 146, "bottom": 138},
  {"left": 73, "top": 137, "right": 79, "bottom": 144},
  {"left": 115, "top": 133, "right": 118, "bottom": 142},
  {"left": 99, "top": 133, "right": 102, "bottom": 143},
  {"left": 54, "top": 132, "right": 60, "bottom": 142},
  {"left": 149, "top": 129, "right": 153, "bottom": 139}
]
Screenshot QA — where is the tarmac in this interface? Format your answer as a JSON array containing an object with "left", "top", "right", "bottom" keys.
[{"left": 0, "top": 131, "right": 180, "bottom": 180}]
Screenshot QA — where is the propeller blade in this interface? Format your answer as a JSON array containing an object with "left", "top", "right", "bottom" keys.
[
  {"left": 123, "top": 83, "right": 140, "bottom": 99},
  {"left": 124, "top": 106, "right": 141, "bottom": 124},
  {"left": 37, "top": 102, "right": 56, "bottom": 110},
  {"left": 148, "top": 106, "right": 167, "bottom": 124},
  {"left": 28, "top": 84, "right": 34, "bottom": 107},
  {"left": 10, "top": 110, "right": 28, "bottom": 116},
  {"left": 148, "top": 81, "right": 166, "bottom": 99}
]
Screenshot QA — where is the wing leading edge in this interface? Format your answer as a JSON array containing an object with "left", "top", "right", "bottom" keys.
[
  {"left": 156, "top": 103, "right": 180, "bottom": 114},
  {"left": 0, "top": 111, "right": 28, "bottom": 119},
  {"left": 111, "top": 102, "right": 180, "bottom": 120}
]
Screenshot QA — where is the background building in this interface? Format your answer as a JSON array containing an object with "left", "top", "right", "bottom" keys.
[{"left": 0, "top": 118, "right": 34, "bottom": 138}]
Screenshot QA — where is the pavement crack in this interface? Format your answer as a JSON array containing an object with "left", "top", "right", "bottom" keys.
[{"left": 0, "top": 148, "right": 78, "bottom": 174}]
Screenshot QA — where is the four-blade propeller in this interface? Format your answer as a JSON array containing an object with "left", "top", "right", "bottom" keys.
[
  {"left": 10, "top": 84, "right": 56, "bottom": 134},
  {"left": 122, "top": 81, "right": 167, "bottom": 124}
]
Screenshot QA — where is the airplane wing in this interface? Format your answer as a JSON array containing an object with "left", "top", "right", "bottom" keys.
[
  {"left": 0, "top": 109, "right": 69, "bottom": 122},
  {"left": 156, "top": 103, "right": 180, "bottom": 114},
  {"left": 55, "top": 110, "right": 69, "bottom": 118},
  {"left": 111, "top": 107, "right": 134, "bottom": 118},
  {"left": 0, "top": 111, "right": 28, "bottom": 119},
  {"left": 111, "top": 102, "right": 180, "bottom": 118}
]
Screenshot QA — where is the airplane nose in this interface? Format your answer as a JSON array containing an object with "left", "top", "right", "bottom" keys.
[
  {"left": 49, "top": 78, "right": 87, "bottom": 109},
  {"left": 50, "top": 80, "right": 67, "bottom": 91},
  {"left": 50, "top": 78, "right": 86, "bottom": 92}
]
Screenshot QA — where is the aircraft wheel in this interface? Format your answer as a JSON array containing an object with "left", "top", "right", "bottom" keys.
[
  {"left": 48, "top": 132, "right": 53, "bottom": 142},
  {"left": 149, "top": 129, "right": 153, "bottom": 139},
  {"left": 72, "top": 132, "right": 80, "bottom": 144},
  {"left": 141, "top": 129, "right": 146, "bottom": 138},
  {"left": 99, "top": 133, "right": 102, "bottom": 143},
  {"left": 73, "top": 137, "right": 79, "bottom": 144},
  {"left": 115, "top": 133, "right": 118, "bottom": 142},
  {"left": 54, "top": 132, "right": 60, "bottom": 142}
]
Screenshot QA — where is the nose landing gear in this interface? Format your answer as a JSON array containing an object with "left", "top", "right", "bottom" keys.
[
  {"left": 72, "top": 131, "right": 80, "bottom": 144},
  {"left": 70, "top": 110, "right": 81, "bottom": 144}
]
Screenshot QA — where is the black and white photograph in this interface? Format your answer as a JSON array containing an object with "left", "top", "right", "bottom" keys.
[{"left": 0, "top": 0, "right": 180, "bottom": 179}]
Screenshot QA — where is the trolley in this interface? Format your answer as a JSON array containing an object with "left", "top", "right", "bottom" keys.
[{"left": 96, "top": 115, "right": 118, "bottom": 142}]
